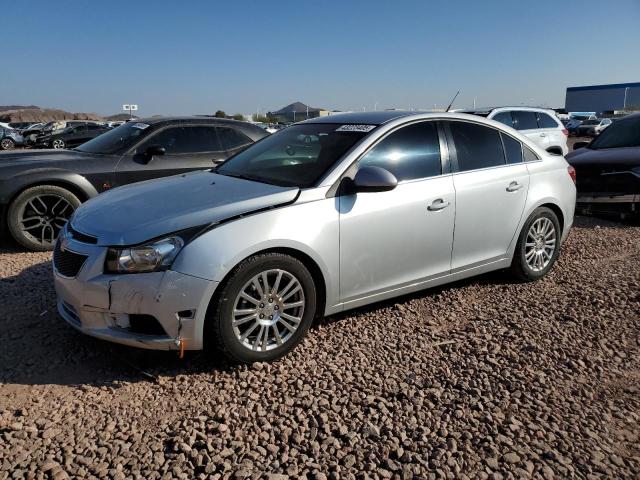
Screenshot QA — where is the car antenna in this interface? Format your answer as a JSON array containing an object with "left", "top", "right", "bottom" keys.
[{"left": 445, "top": 90, "right": 460, "bottom": 112}]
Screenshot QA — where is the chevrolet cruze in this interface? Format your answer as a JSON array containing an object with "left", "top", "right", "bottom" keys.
[{"left": 53, "top": 112, "right": 576, "bottom": 363}]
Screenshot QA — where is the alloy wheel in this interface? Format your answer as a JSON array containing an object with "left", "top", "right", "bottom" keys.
[
  {"left": 525, "top": 217, "right": 556, "bottom": 272},
  {"left": 19, "top": 194, "right": 74, "bottom": 245},
  {"left": 1, "top": 138, "right": 14, "bottom": 150},
  {"left": 232, "top": 269, "right": 305, "bottom": 351},
  {"left": 52, "top": 139, "right": 65, "bottom": 149}
]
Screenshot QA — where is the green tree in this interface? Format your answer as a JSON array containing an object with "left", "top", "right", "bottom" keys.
[
  {"left": 232, "top": 113, "right": 244, "bottom": 121},
  {"left": 214, "top": 110, "right": 227, "bottom": 118}
]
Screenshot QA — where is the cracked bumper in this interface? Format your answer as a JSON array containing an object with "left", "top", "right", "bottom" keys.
[{"left": 53, "top": 238, "right": 218, "bottom": 351}]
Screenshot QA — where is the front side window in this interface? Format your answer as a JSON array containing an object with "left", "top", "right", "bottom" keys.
[
  {"left": 357, "top": 122, "right": 441, "bottom": 181},
  {"left": 217, "top": 127, "right": 252, "bottom": 151},
  {"left": 537, "top": 113, "right": 559, "bottom": 128},
  {"left": 216, "top": 124, "right": 369, "bottom": 187},
  {"left": 512, "top": 111, "right": 539, "bottom": 130},
  {"left": 136, "top": 126, "right": 221, "bottom": 154},
  {"left": 492, "top": 111, "right": 514, "bottom": 128},
  {"left": 501, "top": 133, "right": 523, "bottom": 164},
  {"left": 449, "top": 121, "right": 505, "bottom": 172}
]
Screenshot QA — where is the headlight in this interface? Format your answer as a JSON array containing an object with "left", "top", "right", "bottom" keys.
[{"left": 105, "top": 236, "right": 184, "bottom": 273}]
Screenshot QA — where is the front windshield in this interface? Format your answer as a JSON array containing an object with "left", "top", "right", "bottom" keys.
[
  {"left": 76, "top": 122, "right": 151, "bottom": 154},
  {"left": 216, "top": 124, "right": 371, "bottom": 187},
  {"left": 589, "top": 116, "right": 640, "bottom": 149}
]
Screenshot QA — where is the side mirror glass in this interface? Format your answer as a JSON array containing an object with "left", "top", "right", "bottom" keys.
[
  {"left": 573, "top": 141, "right": 589, "bottom": 150},
  {"left": 351, "top": 165, "right": 398, "bottom": 193}
]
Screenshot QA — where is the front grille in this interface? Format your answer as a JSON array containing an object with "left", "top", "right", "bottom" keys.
[
  {"left": 53, "top": 241, "right": 88, "bottom": 278},
  {"left": 68, "top": 224, "right": 98, "bottom": 244}
]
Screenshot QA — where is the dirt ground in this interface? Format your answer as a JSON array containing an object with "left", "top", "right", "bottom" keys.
[{"left": 0, "top": 213, "right": 638, "bottom": 479}]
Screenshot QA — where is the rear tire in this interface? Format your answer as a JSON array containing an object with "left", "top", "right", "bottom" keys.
[
  {"left": 7, "top": 185, "right": 81, "bottom": 251},
  {"left": 510, "top": 207, "right": 561, "bottom": 282},
  {"left": 0, "top": 138, "right": 15, "bottom": 150},
  {"left": 205, "top": 252, "right": 317, "bottom": 363}
]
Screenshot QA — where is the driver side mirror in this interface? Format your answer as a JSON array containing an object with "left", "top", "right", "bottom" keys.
[
  {"left": 350, "top": 165, "right": 398, "bottom": 193},
  {"left": 573, "top": 141, "right": 589, "bottom": 150},
  {"left": 140, "top": 145, "right": 166, "bottom": 163}
]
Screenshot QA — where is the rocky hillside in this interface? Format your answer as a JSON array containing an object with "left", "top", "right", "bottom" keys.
[{"left": 0, "top": 106, "right": 104, "bottom": 123}]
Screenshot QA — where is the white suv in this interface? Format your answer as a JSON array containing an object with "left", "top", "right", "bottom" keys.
[{"left": 462, "top": 107, "right": 569, "bottom": 156}]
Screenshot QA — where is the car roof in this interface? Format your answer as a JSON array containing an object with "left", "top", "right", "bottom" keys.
[
  {"left": 135, "top": 116, "right": 249, "bottom": 126},
  {"left": 301, "top": 111, "right": 418, "bottom": 125},
  {"left": 457, "top": 106, "right": 557, "bottom": 115}
]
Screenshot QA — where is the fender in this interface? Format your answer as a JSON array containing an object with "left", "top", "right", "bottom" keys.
[{"left": 0, "top": 168, "right": 99, "bottom": 205}]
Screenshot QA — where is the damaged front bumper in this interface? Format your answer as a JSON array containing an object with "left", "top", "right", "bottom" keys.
[{"left": 53, "top": 237, "right": 218, "bottom": 351}]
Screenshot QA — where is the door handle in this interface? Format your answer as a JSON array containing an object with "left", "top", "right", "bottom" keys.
[
  {"left": 506, "top": 181, "right": 523, "bottom": 192},
  {"left": 540, "top": 133, "right": 546, "bottom": 137},
  {"left": 428, "top": 199, "right": 450, "bottom": 211}
]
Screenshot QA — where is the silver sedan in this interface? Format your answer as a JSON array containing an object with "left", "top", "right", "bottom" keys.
[{"left": 53, "top": 111, "right": 576, "bottom": 363}]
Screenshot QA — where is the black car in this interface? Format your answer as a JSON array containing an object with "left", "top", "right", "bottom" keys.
[
  {"left": 566, "top": 113, "right": 640, "bottom": 219},
  {"left": 0, "top": 117, "right": 268, "bottom": 250},
  {"left": 34, "top": 122, "right": 111, "bottom": 149}
]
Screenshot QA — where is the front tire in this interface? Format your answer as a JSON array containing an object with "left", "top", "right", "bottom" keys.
[
  {"left": 52, "top": 139, "right": 65, "bottom": 149},
  {"left": 206, "top": 253, "right": 317, "bottom": 363},
  {"left": 1, "top": 138, "right": 15, "bottom": 150},
  {"left": 7, "top": 185, "right": 81, "bottom": 251},
  {"left": 510, "top": 207, "right": 561, "bottom": 282}
]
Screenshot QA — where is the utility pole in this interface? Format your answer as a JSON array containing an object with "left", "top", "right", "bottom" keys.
[{"left": 623, "top": 87, "right": 630, "bottom": 110}]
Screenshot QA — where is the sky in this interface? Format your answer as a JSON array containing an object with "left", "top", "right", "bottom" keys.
[{"left": 2, "top": 0, "right": 640, "bottom": 117}]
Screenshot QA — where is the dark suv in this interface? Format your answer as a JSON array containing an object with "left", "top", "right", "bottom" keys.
[{"left": 0, "top": 117, "right": 267, "bottom": 250}]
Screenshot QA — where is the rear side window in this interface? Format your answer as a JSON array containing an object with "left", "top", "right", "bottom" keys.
[
  {"left": 512, "top": 111, "right": 539, "bottom": 130},
  {"left": 501, "top": 133, "right": 523, "bottom": 164},
  {"left": 449, "top": 121, "right": 505, "bottom": 172},
  {"left": 217, "top": 127, "right": 253, "bottom": 151},
  {"left": 537, "top": 113, "right": 559, "bottom": 128},
  {"left": 358, "top": 121, "right": 441, "bottom": 181},
  {"left": 492, "top": 111, "right": 514, "bottom": 128}
]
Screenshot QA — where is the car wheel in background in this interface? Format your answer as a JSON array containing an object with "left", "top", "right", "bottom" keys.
[
  {"left": 52, "top": 139, "right": 65, "bottom": 149},
  {"left": 510, "top": 206, "right": 561, "bottom": 282},
  {"left": 206, "top": 252, "right": 317, "bottom": 363},
  {"left": 7, "top": 185, "right": 81, "bottom": 251},
  {"left": 1, "top": 138, "right": 15, "bottom": 150}
]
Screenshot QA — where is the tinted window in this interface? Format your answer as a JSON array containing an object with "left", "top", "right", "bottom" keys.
[
  {"left": 590, "top": 116, "right": 640, "bottom": 149},
  {"left": 217, "top": 127, "right": 252, "bottom": 150},
  {"left": 358, "top": 122, "right": 441, "bottom": 181},
  {"left": 450, "top": 121, "right": 505, "bottom": 172},
  {"left": 216, "top": 124, "right": 368, "bottom": 188},
  {"left": 87, "top": 124, "right": 102, "bottom": 131},
  {"left": 512, "top": 111, "right": 539, "bottom": 130},
  {"left": 137, "top": 126, "right": 221, "bottom": 154},
  {"left": 492, "top": 111, "right": 514, "bottom": 128},
  {"left": 537, "top": 113, "right": 559, "bottom": 128},
  {"left": 523, "top": 145, "right": 540, "bottom": 162},
  {"left": 501, "top": 133, "right": 523, "bottom": 164}
]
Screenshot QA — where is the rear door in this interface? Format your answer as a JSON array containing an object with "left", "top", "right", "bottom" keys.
[
  {"left": 511, "top": 110, "right": 549, "bottom": 151},
  {"left": 444, "top": 120, "right": 529, "bottom": 270},
  {"left": 536, "top": 112, "right": 565, "bottom": 152},
  {"left": 114, "top": 125, "right": 227, "bottom": 186}
]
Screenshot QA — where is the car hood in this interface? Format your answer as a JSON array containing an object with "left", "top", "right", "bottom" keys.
[
  {"left": 566, "top": 146, "right": 640, "bottom": 167},
  {"left": 71, "top": 171, "right": 300, "bottom": 246},
  {"left": 0, "top": 149, "right": 99, "bottom": 166}
]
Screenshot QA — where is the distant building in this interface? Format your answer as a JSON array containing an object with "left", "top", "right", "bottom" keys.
[
  {"left": 268, "top": 102, "right": 331, "bottom": 123},
  {"left": 565, "top": 82, "right": 640, "bottom": 113}
]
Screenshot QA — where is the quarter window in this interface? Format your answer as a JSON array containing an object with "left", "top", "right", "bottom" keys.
[
  {"left": 492, "top": 111, "right": 514, "bottom": 128},
  {"left": 217, "top": 127, "right": 252, "bottom": 151},
  {"left": 358, "top": 122, "right": 441, "bottom": 181},
  {"left": 449, "top": 121, "right": 505, "bottom": 172},
  {"left": 512, "top": 111, "right": 539, "bottom": 130},
  {"left": 523, "top": 145, "right": 540, "bottom": 162},
  {"left": 537, "top": 113, "right": 559, "bottom": 128},
  {"left": 501, "top": 133, "right": 523, "bottom": 164}
]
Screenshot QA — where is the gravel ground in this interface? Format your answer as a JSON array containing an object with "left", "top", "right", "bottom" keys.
[{"left": 0, "top": 215, "right": 639, "bottom": 480}]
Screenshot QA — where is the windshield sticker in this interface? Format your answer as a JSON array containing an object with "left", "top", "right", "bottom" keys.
[
  {"left": 131, "top": 123, "right": 150, "bottom": 130},
  {"left": 336, "top": 124, "right": 376, "bottom": 133}
]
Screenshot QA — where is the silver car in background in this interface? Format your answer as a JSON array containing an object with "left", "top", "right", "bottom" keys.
[{"left": 53, "top": 111, "right": 576, "bottom": 363}]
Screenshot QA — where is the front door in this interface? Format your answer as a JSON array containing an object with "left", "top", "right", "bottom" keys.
[{"left": 339, "top": 121, "right": 455, "bottom": 304}]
